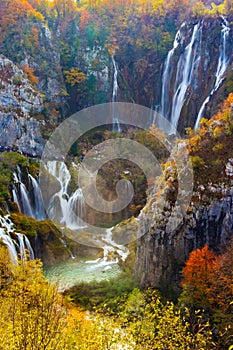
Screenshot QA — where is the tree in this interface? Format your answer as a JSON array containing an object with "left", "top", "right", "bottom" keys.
[
  {"left": 23, "top": 64, "right": 39, "bottom": 84},
  {"left": 181, "top": 246, "right": 217, "bottom": 309},
  {"left": 0, "top": 256, "right": 67, "bottom": 349},
  {"left": 208, "top": 243, "right": 233, "bottom": 312},
  {"left": 64, "top": 68, "right": 87, "bottom": 86}
]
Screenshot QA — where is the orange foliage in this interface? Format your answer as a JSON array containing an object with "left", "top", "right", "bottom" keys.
[
  {"left": 182, "top": 245, "right": 216, "bottom": 307},
  {"left": 80, "top": 9, "right": 91, "bottom": 32},
  {"left": 23, "top": 64, "right": 39, "bottom": 84},
  {"left": 208, "top": 243, "right": 233, "bottom": 311},
  {"left": 0, "top": 0, "right": 33, "bottom": 35},
  {"left": 31, "top": 25, "right": 39, "bottom": 46},
  {"left": 182, "top": 243, "right": 233, "bottom": 312}
]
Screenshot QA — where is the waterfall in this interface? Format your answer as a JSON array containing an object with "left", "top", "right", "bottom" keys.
[
  {"left": 12, "top": 187, "right": 21, "bottom": 211},
  {"left": 46, "top": 161, "right": 86, "bottom": 230},
  {"left": 28, "top": 174, "right": 46, "bottom": 220},
  {"left": 160, "top": 28, "right": 183, "bottom": 120},
  {"left": 215, "top": 17, "right": 231, "bottom": 91},
  {"left": 111, "top": 55, "right": 121, "bottom": 132},
  {"left": 67, "top": 188, "right": 86, "bottom": 229},
  {"left": 12, "top": 168, "right": 46, "bottom": 220},
  {"left": 0, "top": 228, "right": 18, "bottom": 263},
  {"left": 170, "top": 22, "right": 202, "bottom": 129},
  {"left": 195, "top": 18, "right": 230, "bottom": 129},
  {"left": 20, "top": 183, "right": 34, "bottom": 217},
  {"left": 103, "top": 228, "right": 129, "bottom": 262},
  {"left": 86, "top": 227, "right": 129, "bottom": 270},
  {"left": 0, "top": 215, "right": 34, "bottom": 263},
  {"left": 45, "top": 161, "right": 129, "bottom": 266}
]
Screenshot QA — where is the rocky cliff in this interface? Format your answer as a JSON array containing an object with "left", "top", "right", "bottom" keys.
[
  {"left": 134, "top": 100, "right": 233, "bottom": 294},
  {"left": 0, "top": 56, "right": 45, "bottom": 154},
  {"left": 134, "top": 191, "right": 233, "bottom": 294}
]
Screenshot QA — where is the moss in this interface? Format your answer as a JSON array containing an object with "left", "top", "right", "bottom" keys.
[
  {"left": 10, "top": 213, "right": 38, "bottom": 237},
  {"left": 10, "top": 213, "right": 62, "bottom": 239},
  {"left": 0, "top": 152, "right": 28, "bottom": 170},
  {"left": 28, "top": 162, "right": 40, "bottom": 178}
]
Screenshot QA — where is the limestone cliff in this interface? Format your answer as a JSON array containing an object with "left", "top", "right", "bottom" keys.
[
  {"left": 0, "top": 56, "right": 44, "bottom": 154},
  {"left": 134, "top": 191, "right": 233, "bottom": 293}
]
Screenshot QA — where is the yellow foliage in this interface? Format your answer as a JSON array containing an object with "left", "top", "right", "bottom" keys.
[
  {"left": 64, "top": 68, "right": 87, "bottom": 86},
  {"left": 28, "top": 8, "right": 45, "bottom": 22}
]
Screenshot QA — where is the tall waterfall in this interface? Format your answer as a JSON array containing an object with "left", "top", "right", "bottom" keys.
[
  {"left": 28, "top": 174, "right": 46, "bottom": 220},
  {"left": 170, "top": 22, "right": 202, "bottom": 129},
  {"left": 160, "top": 27, "right": 183, "bottom": 120},
  {"left": 111, "top": 56, "right": 121, "bottom": 132},
  {"left": 195, "top": 17, "right": 231, "bottom": 129},
  {"left": 159, "top": 21, "right": 203, "bottom": 129},
  {"left": 0, "top": 215, "right": 34, "bottom": 263},
  {"left": 45, "top": 161, "right": 86, "bottom": 230},
  {"left": 12, "top": 168, "right": 46, "bottom": 220}
]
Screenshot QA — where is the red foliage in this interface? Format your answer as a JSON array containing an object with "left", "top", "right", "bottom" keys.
[
  {"left": 182, "top": 245, "right": 217, "bottom": 307},
  {"left": 80, "top": 9, "right": 90, "bottom": 33}
]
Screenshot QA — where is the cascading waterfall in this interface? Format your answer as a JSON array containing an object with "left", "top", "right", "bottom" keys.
[
  {"left": 170, "top": 22, "right": 202, "bottom": 129},
  {"left": 67, "top": 188, "right": 86, "bottom": 229},
  {"left": 159, "top": 21, "right": 203, "bottom": 130},
  {"left": 45, "top": 161, "right": 86, "bottom": 230},
  {"left": 13, "top": 168, "right": 32, "bottom": 216},
  {"left": 195, "top": 17, "right": 231, "bottom": 129},
  {"left": 160, "top": 27, "right": 183, "bottom": 120},
  {"left": 45, "top": 161, "right": 129, "bottom": 268},
  {"left": 28, "top": 174, "right": 46, "bottom": 220},
  {"left": 0, "top": 215, "right": 34, "bottom": 262},
  {"left": 0, "top": 228, "right": 18, "bottom": 263},
  {"left": 19, "top": 182, "right": 34, "bottom": 217},
  {"left": 112, "top": 55, "right": 121, "bottom": 132},
  {"left": 12, "top": 168, "right": 46, "bottom": 220},
  {"left": 86, "top": 227, "right": 129, "bottom": 271}
]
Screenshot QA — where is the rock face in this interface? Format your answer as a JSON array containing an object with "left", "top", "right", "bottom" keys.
[
  {"left": 134, "top": 189, "right": 233, "bottom": 293},
  {"left": 0, "top": 55, "right": 44, "bottom": 154}
]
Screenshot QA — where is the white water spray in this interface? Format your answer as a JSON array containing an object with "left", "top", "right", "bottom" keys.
[
  {"left": 195, "top": 18, "right": 230, "bottom": 129},
  {"left": 170, "top": 23, "right": 202, "bottom": 129}
]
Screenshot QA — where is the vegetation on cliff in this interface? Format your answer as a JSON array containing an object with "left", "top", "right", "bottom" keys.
[
  {"left": 0, "top": 0, "right": 233, "bottom": 349},
  {"left": 1, "top": 0, "right": 232, "bottom": 118}
]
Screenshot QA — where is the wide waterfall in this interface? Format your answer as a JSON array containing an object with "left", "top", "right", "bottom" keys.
[
  {"left": 195, "top": 17, "right": 231, "bottom": 129},
  {"left": 45, "top": 161, "right": 86, "bottom": 230},
  {"left": 0, "top": 215, "right": 34, "bottom": 263},
  {"left": 12, "top": 168, "right": 46, "bottom": 220},
  {"left": 111, "top": 55, "right": 121, "bottom": 132}
]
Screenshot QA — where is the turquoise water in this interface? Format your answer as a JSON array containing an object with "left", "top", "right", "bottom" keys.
[{"left": 45, "top": 257, "right": 121, "bottom": 291}]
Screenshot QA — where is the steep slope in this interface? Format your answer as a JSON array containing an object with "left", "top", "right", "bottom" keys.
[
  {"left": 0, "top": 56, "right": 44, "bottom": 154},
  {"left": 134, "top": 94, "right": 233, "bottom": 294}
]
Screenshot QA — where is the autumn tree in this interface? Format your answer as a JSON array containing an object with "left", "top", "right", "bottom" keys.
[
  {"left": 208, "top": 242, "right": 233, "bottom": 312},
  {"left": 0, "top": 255, "right": 67, "bottom": 349},
  {"left": 181, "top": 245, "right": 217, "bottom": 309},
  {"left": 0, "top": 0, "right": 33, "bottom": 41},
  {"left": 23, "top": 64, "right": 39, "bottom": 84},
  {"left": 64, "top": 67, "right": 87, "bottom": 86}
]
